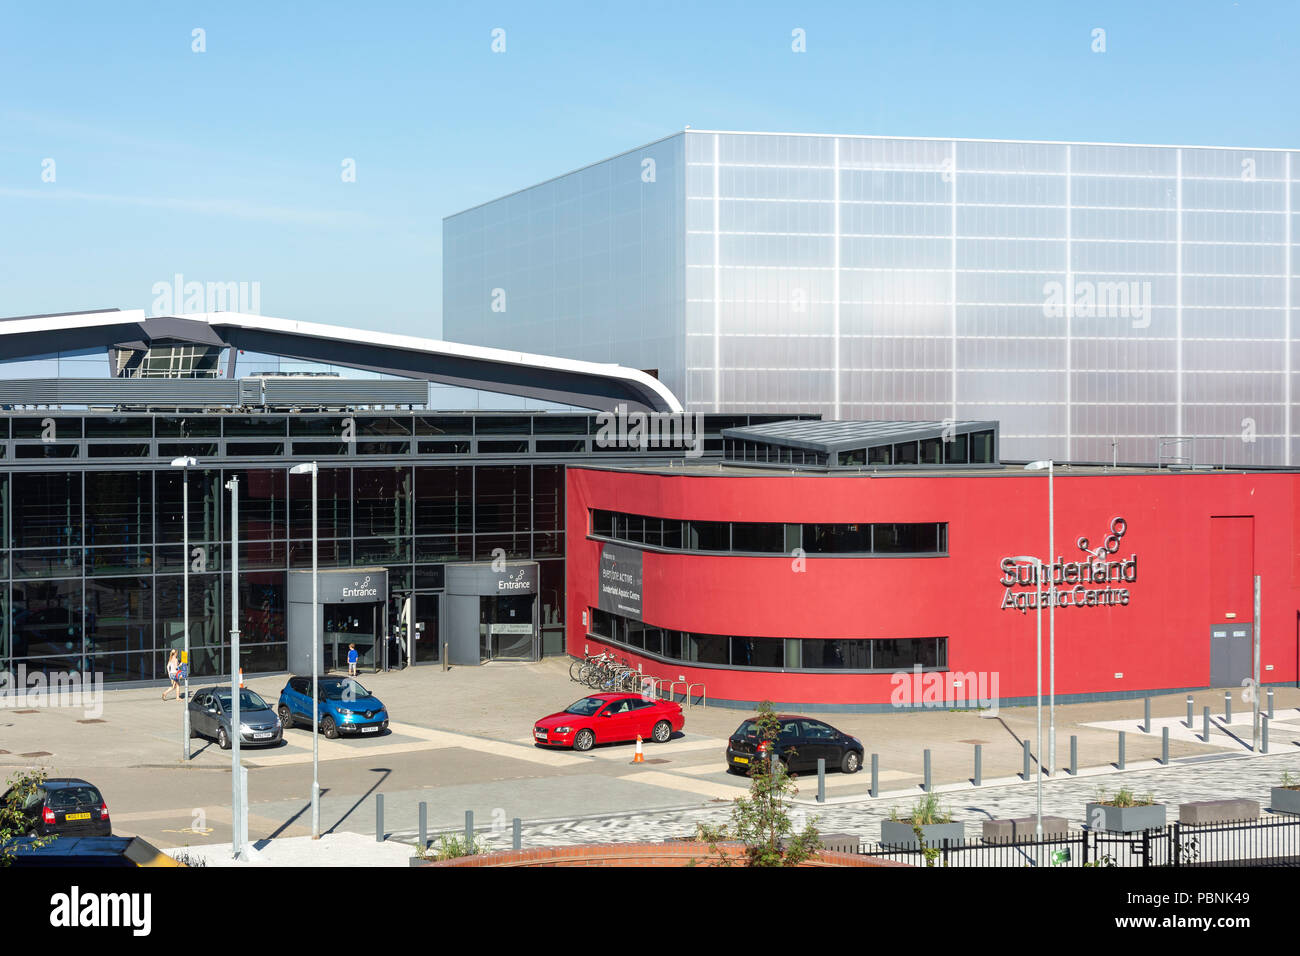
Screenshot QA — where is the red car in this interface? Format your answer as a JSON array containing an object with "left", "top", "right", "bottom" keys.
[{"left": 533, "top": 693, "right": 685, "bottom": 751}]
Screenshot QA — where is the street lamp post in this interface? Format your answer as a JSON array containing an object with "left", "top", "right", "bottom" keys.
[
  {"left": 290, "top": 462, "right": 321, "bottom": 839},
  {"left": 225, "top": 476, "right": 243, "bottom": 861},
  {"left": 1012, "top": 554, "right": 1045, "bottom": 863},
  {"left": 1026, "top": 460, "right": 1055, "bottom": 777},
  {"left": 171, "top": 457, "right": 198, "bottom": 761}
]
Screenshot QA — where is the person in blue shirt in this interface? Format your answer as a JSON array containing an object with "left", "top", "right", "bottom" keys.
[{"left": 347, "top": 643, "right": 358, "bottom": 676}]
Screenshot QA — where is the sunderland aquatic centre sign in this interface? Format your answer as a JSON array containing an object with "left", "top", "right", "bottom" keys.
[
  {"left": 999, "top": 517, "right": 1136, "bottom": 612},
  {"left": 598, "top": 543, "right": 643, "bottom": 620}
]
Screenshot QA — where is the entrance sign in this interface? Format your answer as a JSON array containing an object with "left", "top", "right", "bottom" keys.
[
  {"left": 999, "top": 517, "right": 1136, "bottom": 612},
  {"left": 598, "top": 543, "right": 643, "bottom": 620}
]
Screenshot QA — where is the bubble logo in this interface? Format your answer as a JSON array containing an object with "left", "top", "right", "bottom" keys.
[{"left": 1078, "top": 517, "right": 1127, "bottom": 561}]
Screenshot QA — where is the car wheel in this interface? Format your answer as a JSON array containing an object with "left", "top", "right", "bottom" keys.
[
  {"left": 217, "top": 726, "right": 230, "bottom": 750},
  {"left": 278, "top": 705, "right": 294, "bottom": 730},
  {"left": 322, "top": 716, "right": 339, "bottom": 740},
  {"left": 652, "top": 720, "right": 672, "bottom": 743},
  {"left": 841, "top": 750, "right": 861, "bottom": 774},
  {"left": 573, "top": 729, "right": 595, "bottom": 752}
]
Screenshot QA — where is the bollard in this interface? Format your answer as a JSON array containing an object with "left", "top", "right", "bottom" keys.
[
  {"left": 1203, "top": 706, "right": 1211, "bottom": 743},
  {"left": 465, "top": 810, "right": 475, "bottom": 854},
  {"left": 1225, "top": 691, "right": 1232, "bottom": 723},
  {"left": 870, "top": 753, "right": 879, "bottom": 798},
  {"left": 1022, "top": 740, "right": 1031, "bottom": 781},
  {"left": 1262, "top": 715, "right": 1270, "bottom": 754},
  {"left": 418, "top": 801, "right": 427, "bottom": 851},
  {"left": 1267, "top": 687, "right": 1275, "bottom": 720},
  {"left": 512, "top": 817, "right": 522, "bottom": 851},
  {"left": 1143, "top": 697, "right": 1151, "bottom": 733},
  {"left": 1070, "top": 735, "right": 1078, "bottom": 776},
  {"left": 974, "top": 744, "right": 982, "bottom": 787},
  {"left": 375, "top": 793, "right": 384, "bottom": 843},
  {"left": 923, "top": 749, "right": 932, "bottom": 793},
  {"left": 817, "top": 758, "right": 826, "bottom": 803},
  {"left": 1162, "top": 726, "right": 1169, "bottom": 765},
  {"left": 1117, "top": 731, "right": 1126, "bottom": 770},
  {"left": 1186, "top": 695, "right": 1194, "bottom": 729}
]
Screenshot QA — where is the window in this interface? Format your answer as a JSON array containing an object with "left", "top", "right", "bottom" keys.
[
  {"left": 730, "top": 523, "right": 784, "bottom": 553},
  {"left": 688, "top": 521, "right": 729, "bottom": 551}
]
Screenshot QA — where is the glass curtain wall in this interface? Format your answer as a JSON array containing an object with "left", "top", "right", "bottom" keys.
[{"left": 1, "top": 463, "right": 568, "bottom": 683}]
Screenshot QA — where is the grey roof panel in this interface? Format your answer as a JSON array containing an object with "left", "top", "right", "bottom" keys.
[{"left": 721, "top": 419, "right": 998, "bottom": 453}]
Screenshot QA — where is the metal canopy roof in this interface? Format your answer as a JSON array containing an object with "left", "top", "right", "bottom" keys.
[
  {"left": 721, "top": 419, "right": 998, "bottom": 454},
  {"left": 0, "top": 309, "right": 682, "bottom": 414}
]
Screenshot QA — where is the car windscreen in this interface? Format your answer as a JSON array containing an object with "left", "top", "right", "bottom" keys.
[
  {"left": 320, "top": 679, "right": 369, "bottom": 700},
  {"left": 735, "top": 720, "right": 762, "bottom": 737},
  {"left": 216, "top": 690, "right": 269, "bottom": 711},
  {"left": 564, "top": 698, "right": 605, "bottom": 716},
  {"left": 46, "top": 786, "right": 103, "bottom": 809}
]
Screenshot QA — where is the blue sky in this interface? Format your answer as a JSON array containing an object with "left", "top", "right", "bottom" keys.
[{"left": 1, "top": 1, "right": 1294, "bottom": 338}]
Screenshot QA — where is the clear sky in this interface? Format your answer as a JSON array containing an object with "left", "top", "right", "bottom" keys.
[{"left": 1, "top": 1, "right": 1295, "bottom": 338}]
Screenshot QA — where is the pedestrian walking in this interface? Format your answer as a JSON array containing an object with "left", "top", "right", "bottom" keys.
[
  {"left": 162, "top": 649, "right": 182, "bottom": 700},
  {"left": 347, "top": 642, "right": 358, "bottom": 677}
]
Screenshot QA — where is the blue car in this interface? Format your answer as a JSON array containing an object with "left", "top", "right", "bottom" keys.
[{"left": 277, "top": 676, "right": 390, "bottom": 739}]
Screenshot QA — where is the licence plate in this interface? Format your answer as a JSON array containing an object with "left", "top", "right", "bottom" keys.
[
  {"left": 361, "top": 726, "right": 379, "bottom": 733},
  {"left": 733, "top": 756, "right": 749, "bottom": 765},
  {"left": 253, "top": 733, "right": 273, "bottom": 739},
  {"left": 534, "top": 730, "right": 547, "bottom": 740},
  {"left": 65, "top": 812, "right": 91, "bottom": 821}
]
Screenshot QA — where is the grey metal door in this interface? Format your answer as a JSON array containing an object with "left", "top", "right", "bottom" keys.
[{"left": 1210, "top": 624, "right": 1252, "bottom": 688}]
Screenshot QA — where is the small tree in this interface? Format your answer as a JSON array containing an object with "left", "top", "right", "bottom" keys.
[
  {"left": 700, "top": 701, "right": 822, "bottom": 866},
  {"left": 1, "top": 769, "right": 55, "bottom": 866}
]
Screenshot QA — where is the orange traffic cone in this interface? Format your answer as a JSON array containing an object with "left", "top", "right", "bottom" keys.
[
  {"left": 238, "top": 668, "right": 245, "bottom": 689},
  {"left": 632, "top": 735, "right": 645, "bottom": 763}
]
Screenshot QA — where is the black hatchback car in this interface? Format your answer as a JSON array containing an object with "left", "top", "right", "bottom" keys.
[
  {"left": 1, "top": 777, "right": 111, "bottom": 837},
  {"left": 726, "top": 715, "right": 863, "bottom": 775}
]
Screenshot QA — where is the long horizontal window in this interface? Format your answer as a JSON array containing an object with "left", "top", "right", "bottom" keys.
[
  {"left": 591, "top": 510, "right": 946, "bottom": 556},
  {"left": 589, "top": 608, "right": 946, "bottom": 672}
]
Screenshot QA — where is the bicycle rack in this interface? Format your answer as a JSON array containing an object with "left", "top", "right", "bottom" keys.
[
  {"left": 665, "top": 680, "right": 687, "bottom": 704},
  {"left": 683, "top": 681, "right": 707, "bottom": 709}
]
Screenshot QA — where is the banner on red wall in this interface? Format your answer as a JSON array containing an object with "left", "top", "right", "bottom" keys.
[{"left": 598, "top": 544, "right": 642, "bottom": 620}]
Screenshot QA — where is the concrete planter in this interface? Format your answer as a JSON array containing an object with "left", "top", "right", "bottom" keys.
[
  {"left": 1085, "top": 802, "right": 1166, "bottom": 833},
  {"left": 880, "top": 820, "right": 965, "bottom": 848},
  {"left": 1269, "top": 787, "right": 1300, "bottom": 816}
]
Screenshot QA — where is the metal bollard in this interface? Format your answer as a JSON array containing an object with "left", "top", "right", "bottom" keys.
[
  {"left": 817, "top": 758, "right": 826, "bottom": 803},
  {"left": 1022, "top": 739, "right": 1032, "bottom": 781},
  {"left": 375, "top": 793, "right": 384, "bottom": 843},
  {"left": 1261, "top": 715, "right": 1270, "bottom": 754},
  {"left": 1267, "top": 687, "right": 1275, "bottom": 720},
  {"left": 465, "top": 810, "right": 475, "bottom": 854},
  {"left": 974, "top": 743, "right": 982, "bottom": 787},
  {"left": 418, "top": 801, "right": 427, "bottom": 850},
  {"left": 923, "top": 749, "right": 932, "bottom": 793},
  {"left": 1224, "top": 691, "right": 1232, "bottom": 723},
  {"left": 1186, "top": 695, "right": 1194, "bottom": 729},
  {"left": 442, "top": 642, "right": 450, "bottom": 671},
  {"left": 1162, "top": 726, "right": 1169, "bottom": 765},
  {"left": 870, "top": 753, "right": 879, "bottom": 798},
  {"left": 1143, "top": 697, "right": 1151, "bottom": 733},
  {"left": 1070, "top": 735, "right": 1078, "bottom": 776},
  {"left": 1118, "top": 731, "right": 1126, "bottom": 770},
  {"left": 512, "top": 817, "right": 522, "bottom": 850},
  {"left": 1203, "top": 706, "right": 1211, "bottom": 743}
]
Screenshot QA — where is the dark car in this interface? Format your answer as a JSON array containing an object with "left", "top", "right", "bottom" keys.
[
  {"left": 188, "top": 686, "right": 283, "bottom": 749},
  {"left": 1, "top": 777, "right": 111, "bottom": 837},
  {"left": 726, "top": 715, "right": 863, "bottom": 775}
]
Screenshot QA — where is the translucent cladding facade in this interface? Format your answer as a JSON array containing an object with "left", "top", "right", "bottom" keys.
[
  {"left": 443, "top": 134, "right": 687, "bottom": 394},
  {"left": 446, "top": 130, "right": 1300, "bottom": 465}
]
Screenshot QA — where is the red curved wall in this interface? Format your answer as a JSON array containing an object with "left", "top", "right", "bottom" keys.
[{"left": 565, "top": 466, "right": 1300, "bottom": 707}]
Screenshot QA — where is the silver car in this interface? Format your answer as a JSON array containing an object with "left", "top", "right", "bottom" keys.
[{"left": 188, "top": 687, "right": 283, "bottom": 749}]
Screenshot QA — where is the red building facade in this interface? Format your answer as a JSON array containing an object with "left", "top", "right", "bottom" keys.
[{"left": 565, "top": 465, "right": 1300, "bottom": 711}]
